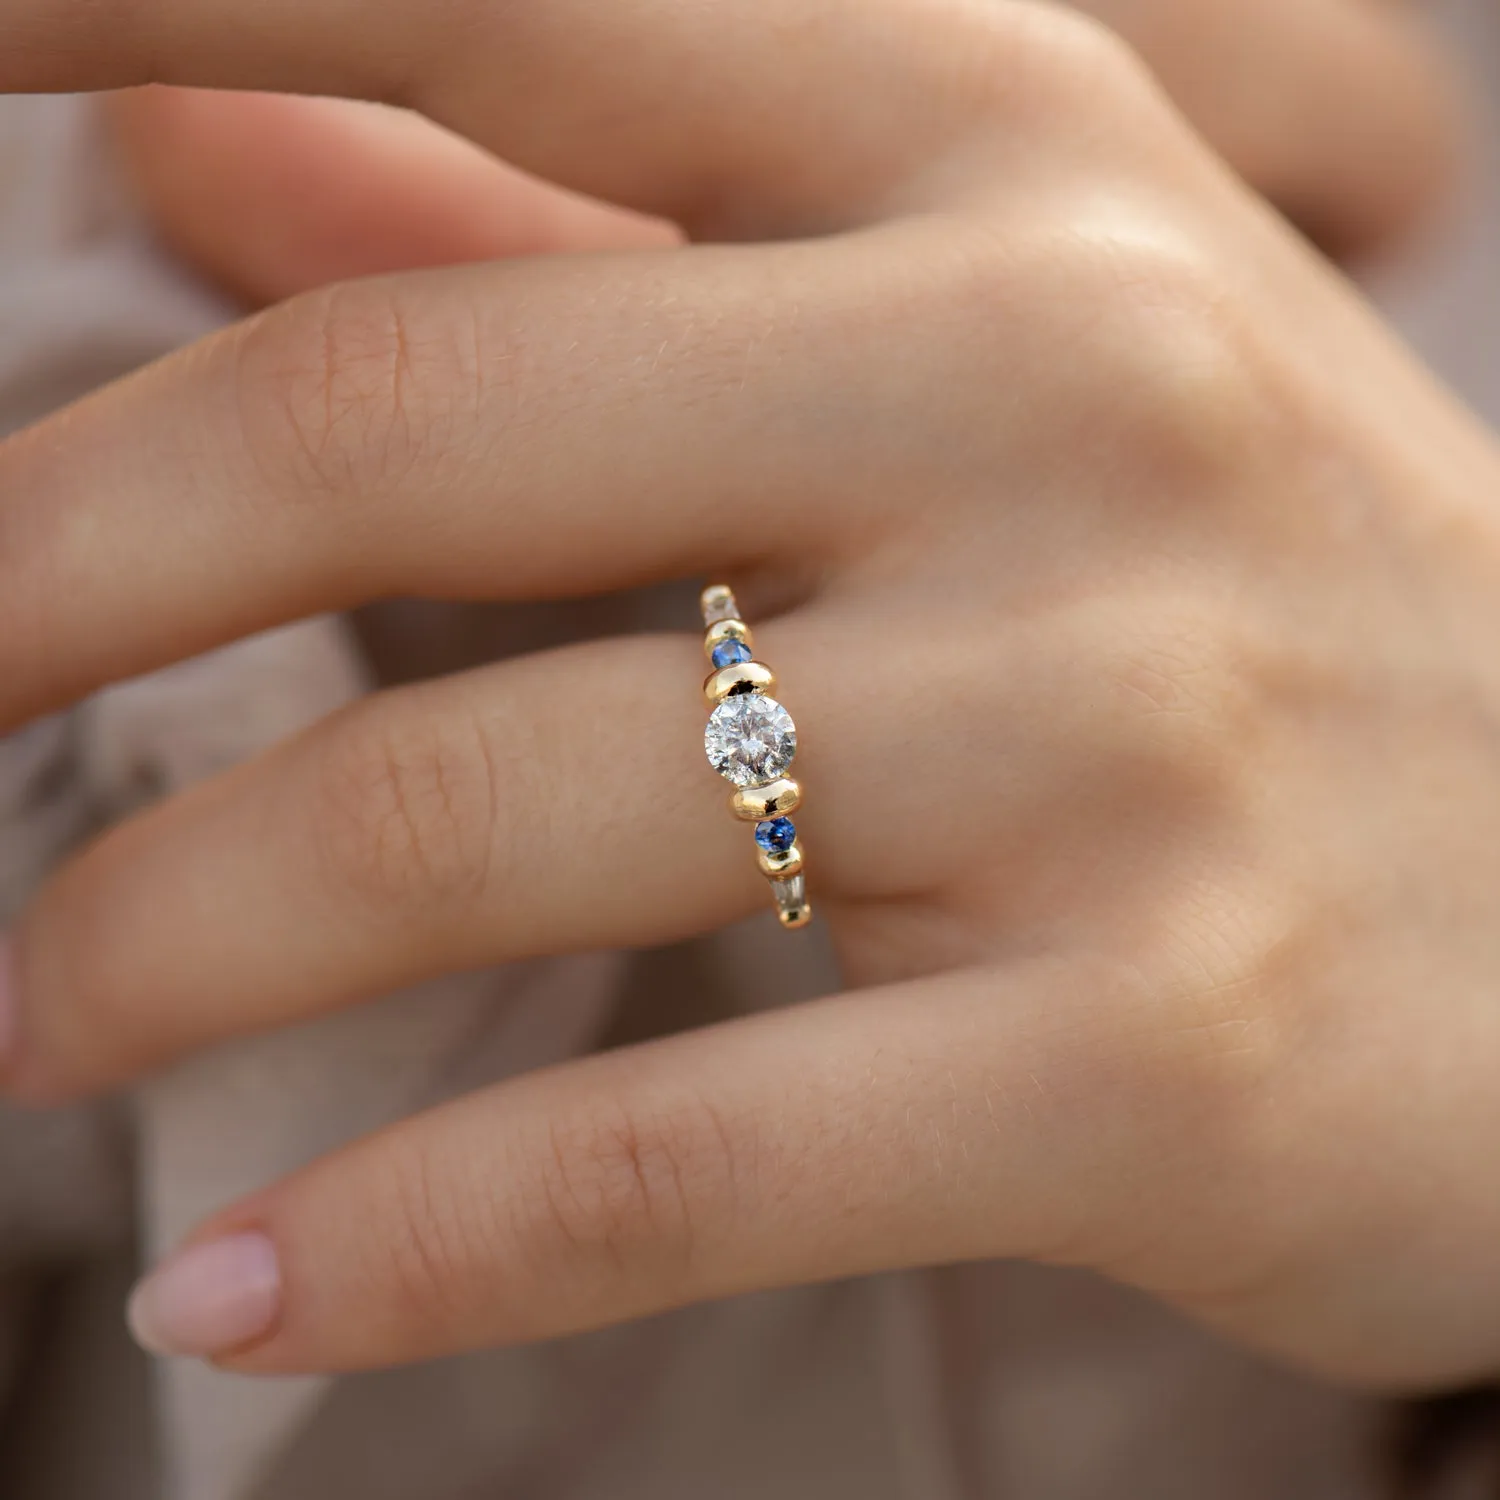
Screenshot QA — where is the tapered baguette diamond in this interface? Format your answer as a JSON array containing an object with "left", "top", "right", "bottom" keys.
[
  {"left": 771, "top": 872, "right": 810, "bottom": 927},
  {"left": 701, "top": 585, "right": 740, "bottom": 625},
  {"left": 705, "top": 695, "right": 797, "bottom": 787}
]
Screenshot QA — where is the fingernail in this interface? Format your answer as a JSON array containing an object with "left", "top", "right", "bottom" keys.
[
  {"left": 0, "top": 937, "right": 16, "bottom": 1072},
  {"left": 127, "top": 1233, "right": 282, "bottom": 1359}
]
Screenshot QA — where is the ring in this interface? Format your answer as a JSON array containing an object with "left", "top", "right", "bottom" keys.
[{"left": 699, "top": 584, "right": 812, "bottom": 929}]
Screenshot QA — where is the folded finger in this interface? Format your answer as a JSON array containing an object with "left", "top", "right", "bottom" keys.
[
  {"left": 1, "top": 0, "right": 1052, "bottom": 237},
  {"left": 105, "top": 89, "right": 678, "bottom": 305}
]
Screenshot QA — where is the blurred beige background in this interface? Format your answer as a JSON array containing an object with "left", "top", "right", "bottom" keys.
[{"left": 1374, "top": 0, "right": 1500, "bottom": 417}]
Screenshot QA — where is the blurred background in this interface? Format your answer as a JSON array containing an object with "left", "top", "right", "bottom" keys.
[{"left": 1373, "top": 1, "right": 1500, "bottom": 421}]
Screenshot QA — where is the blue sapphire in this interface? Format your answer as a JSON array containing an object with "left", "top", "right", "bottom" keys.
[
  {"left": 755, "top": 817, "right": 797, "bottom": 853},
  {"left": 711, "top": 638, "right": 754, "bottom": 669}
]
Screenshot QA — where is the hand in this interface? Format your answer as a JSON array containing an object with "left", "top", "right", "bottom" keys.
[
  {"left": 0, "top": 0, "right": 1498, "bottom": 1390},
  {"left": 102, "top": 0, "right": 1460, "bottom": 307}
]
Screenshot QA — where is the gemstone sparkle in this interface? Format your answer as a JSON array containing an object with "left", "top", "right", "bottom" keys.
[
  {"left": 711, "top": 638, "right": 754, "bottom": 669},
  {"left": 755, "top": 817, "right": 797, "bottom": 853},
  {"left": 702, "top": 587, "right": 740, "bottom": 625},
  {"left": 704, "top": 694, "right": 797, "bottom": 787}
]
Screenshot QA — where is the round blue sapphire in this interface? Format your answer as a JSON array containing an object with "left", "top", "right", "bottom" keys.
[
  {"left": 755, "top": 817, "right": 797, "bottom": 853},
  {"left": 711, "top": 638, "right": 754, "bottom": 669}
]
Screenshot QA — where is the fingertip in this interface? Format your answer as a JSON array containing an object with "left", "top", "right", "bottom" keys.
[{"left": 127, "top": 1232, "right": 283, "bottom": 1360}]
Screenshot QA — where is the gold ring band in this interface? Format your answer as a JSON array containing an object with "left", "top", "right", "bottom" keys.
[{"left": 699, "top": 584, "right": 812, "bottom": 929}]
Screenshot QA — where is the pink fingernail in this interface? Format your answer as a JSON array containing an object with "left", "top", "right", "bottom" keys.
[{"left": 127, "top": 1233, "right": 282, "bottom": 1359}]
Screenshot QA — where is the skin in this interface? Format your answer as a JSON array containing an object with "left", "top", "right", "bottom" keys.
[
  {"left": 0, "top": 0, "right": 1493, "bottom": 1391},
  {"left": 101, "top": 0, "right": 1458, "bottom": 307}
]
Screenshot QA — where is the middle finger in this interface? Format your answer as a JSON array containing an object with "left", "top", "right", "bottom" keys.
[{"left": 0, "top": 237, "right": 953, "bottom": 726}]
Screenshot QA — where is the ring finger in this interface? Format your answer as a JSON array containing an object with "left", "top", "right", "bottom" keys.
[{"left": 4, "top": 579, "right": 1143, "bottom": 1101}]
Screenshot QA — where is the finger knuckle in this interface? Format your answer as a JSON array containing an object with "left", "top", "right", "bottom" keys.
[
  {"left": 513, "top": 1090, "right": 744, "bottom": 1285},
  {"left": 1014, "top": 915, "right": 1285, "bottom": 1285},
  {"left": 883, "top": 2, "right": 1164, "bottom": 163},
  {"left": 308, "top": 691, "right": 500, "bottom": 924},
  {"left": 1056, "top": 890, "right": 1291, "bottom": 1194},
  {"left": 233, "top": 281, "right": 478, "bottom": 505},
  {"left": 1091, "top": 606, "right": 1264, "bottom": 797},
  {"left": 1142, "top": 889, "right": 1291, "bottom": 1102},
  {"left": 916, "top": 228, "right": 1288, "bottom": 504},
  {"left": 1072, "top": 245, "right": 1293, "bottom": 500},
  {"left": 989, "top": 3, "right": 1160, "bottom": 128},
  {"left": 1048, "top": 625, "right": 1299, "bottom": 1152},
  {"left": 377, "top": 1132, "right": 495, "bottom": 1334},
  {"left": 1119, "top": 891, "right": 1308, "bottom": 1266}
]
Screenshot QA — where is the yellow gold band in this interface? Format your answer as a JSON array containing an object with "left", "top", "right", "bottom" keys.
[{"left": 699, "top": 583, "right": 811, "bottom": 929}]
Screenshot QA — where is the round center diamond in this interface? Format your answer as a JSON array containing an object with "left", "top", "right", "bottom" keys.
[{"left": 705, "top": 694, "right": 798, "bottom": 787}]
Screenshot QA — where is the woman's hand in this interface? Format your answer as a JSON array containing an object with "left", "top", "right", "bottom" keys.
[
  {"left": 101, "top": 0, "right": 1459, "bottom": 307},
  {"left": 1080, "top": 0, "right": 1458, "bottom": 255},
  {"left": 0, "top": 0, "right": 1498, "bottom": 1390}
]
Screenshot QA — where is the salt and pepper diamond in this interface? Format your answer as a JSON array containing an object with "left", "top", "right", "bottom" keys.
[{"left": 704, "top": 694, "right": 798, "bottom": 788}]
